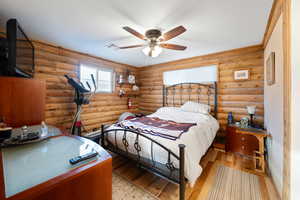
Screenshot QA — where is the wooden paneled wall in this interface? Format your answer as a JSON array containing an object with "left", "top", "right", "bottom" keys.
[
  {"left": 32, "top": 41, "right": 139, "bottom": 133},
  {"left": 34, "top": 42, "right": 137, "bottom": 131},
  {"left": 0, "top": 30, "right": 139, "bottom": 133},
  {"left": 1, "top": 28, "right": 264, "bottom": 132},
  {"left": 137, "top": 45, "right": 264, "bottom": 130}
]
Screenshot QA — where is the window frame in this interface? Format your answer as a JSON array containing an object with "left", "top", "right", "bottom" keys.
[
  {"left": 163, "top": 65, "right": 218, "bottom": 86},
  {"left": 79, "top": 63, "right": 115, "bottom": 94}
]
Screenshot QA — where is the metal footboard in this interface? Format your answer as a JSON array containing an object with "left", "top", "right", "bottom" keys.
[{"left": 100, "top": 125, "right": 186, "bottom": 200}]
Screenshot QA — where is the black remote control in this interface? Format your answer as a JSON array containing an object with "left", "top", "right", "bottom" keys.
[{"left": 69, "top": 152, "right": 99, "bottom": 165}]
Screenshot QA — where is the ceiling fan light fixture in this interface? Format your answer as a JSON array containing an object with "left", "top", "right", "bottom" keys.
[{"left": 142, "top": 45, "right": 162, "bottom": 57}]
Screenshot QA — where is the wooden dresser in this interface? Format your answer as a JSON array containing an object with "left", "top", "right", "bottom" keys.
[
  {"left": 0, "top": 135, "right": 112, "bottom": 200},
  {"left": 0, "top": 77, "right": 45, "bottom": 127},
  {"left": 226, "top": 124, "right": 268, "bottom": 173}
]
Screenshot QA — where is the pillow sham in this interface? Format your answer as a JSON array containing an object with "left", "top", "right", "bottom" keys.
[
  {"left": 180, "top": 101, "right": 210, "bottom": 114},
  {"left": 155, "top": 106, "right": 180, "bottom": 114}
]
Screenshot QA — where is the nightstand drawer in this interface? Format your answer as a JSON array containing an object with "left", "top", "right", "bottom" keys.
[{"left": 226, "top": 126, "right": 259, "bottom": 156}]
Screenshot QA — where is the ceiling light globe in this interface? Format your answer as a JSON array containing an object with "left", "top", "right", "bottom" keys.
[
  {"left": 142, "top": 46, "right": 151, "bottom": 56},
  {"left": 151, "top": 46, "right": 162, "bottom": 57},
  {"left": 142, "top": 45, "right": 162, "bottom": 57}
]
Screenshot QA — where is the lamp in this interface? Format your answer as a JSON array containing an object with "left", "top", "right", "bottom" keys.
[
  {"left": 143, "top": 45, "right": 162, "bottom": 57},
  {"left": 247, "top": 106, "right": 256, "bottom": 127}
]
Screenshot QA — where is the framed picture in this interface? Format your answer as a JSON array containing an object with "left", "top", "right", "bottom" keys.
[
  {"left": 234, "top": 70, "right": 249, "bottom": 81},
  {"left": 266, "top": 52, "right": 275, "bottom": 85}
]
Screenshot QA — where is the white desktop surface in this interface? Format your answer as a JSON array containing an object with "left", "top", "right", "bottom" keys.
[{"left": 1, "top": 136, "right": 99, "bottom": 198}]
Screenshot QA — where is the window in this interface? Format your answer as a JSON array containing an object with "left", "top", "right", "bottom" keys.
[
  {"left": 80, "top": 64, "right": 114, "bottom": 93},
  {"left": 163, "top": 65, "right": 218, "bottom": 85}
]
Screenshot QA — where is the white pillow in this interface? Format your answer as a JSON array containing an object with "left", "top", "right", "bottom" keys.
[
  {"left": 180, "top": 101, "right": 210, "bottom": 114},
  {"left": 155, "top": 107, "right": 180, "bottom": 114}
]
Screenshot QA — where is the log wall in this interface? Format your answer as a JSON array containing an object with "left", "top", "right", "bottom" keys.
[
  {"left": 32, "top": 41, "right": 139, "bottom": 133},
  {"left": 1, "top": 28, "right": 265, "bottom": 132},
  {"left": 137, "top": 45, "right": 264, "bottom": 130},
  {"left": 0, "top": 30, "right": 139, "bottom": 133}
]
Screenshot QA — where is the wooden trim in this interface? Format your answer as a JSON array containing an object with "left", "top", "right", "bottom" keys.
[
  {"left": 282, "top": 0, "right": 291, "bottom": 199},
  {"left": 269, "top": 167, "right": 282, "bottom": 199},
  {"left": 263, "top": 0, "right": 283, "bottom": 48}
]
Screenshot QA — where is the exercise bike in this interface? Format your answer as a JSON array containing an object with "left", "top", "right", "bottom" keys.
[{"left": 64, "top": 74, "right": 97, "bottom": 136}]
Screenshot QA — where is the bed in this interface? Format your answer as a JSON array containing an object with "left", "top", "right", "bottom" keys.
[{"left": 100, "top": 82, "right": 218, "bottom": 200}]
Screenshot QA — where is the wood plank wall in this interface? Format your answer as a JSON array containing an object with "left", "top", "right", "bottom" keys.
[
  {"left": 0, "top": 29, "right": 139, "bottom": 133},
  {"left": 137, "top": 45, "right": 264, "bottom": 130},
  {"left": 1, "top": 28, "right": 265, "bottom": 132},
  {"left": 32, "top": 41, "right": 139, "bottom": 133}
]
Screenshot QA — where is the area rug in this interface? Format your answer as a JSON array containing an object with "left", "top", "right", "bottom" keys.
[
  {"left": 205, "top": 165, "right": 262, "bottom": 200},
  {"left": 112, "top": 173, "right": 157, "bottom": 200}
]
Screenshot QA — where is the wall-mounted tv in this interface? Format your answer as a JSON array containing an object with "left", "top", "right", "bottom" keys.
[{"left": 0, "top": 19, "right": 35, "bottom": 78}]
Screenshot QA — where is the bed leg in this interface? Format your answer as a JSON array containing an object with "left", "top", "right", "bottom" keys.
[
  {"left": 179, "top": 144, "right": 186, "bottom": 200},
  {"left": 101, "top": 124, "right": 105, "bottom": 147}
]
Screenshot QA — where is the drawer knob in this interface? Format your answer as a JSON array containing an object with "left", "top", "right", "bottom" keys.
[{"left": 241, "top": 137, "right": 245, "bottom": 141}]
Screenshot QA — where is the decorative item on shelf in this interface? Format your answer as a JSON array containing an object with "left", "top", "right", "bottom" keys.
[
  {"left": 127, "top": 98, "right": 133, "bottom": 109},
  {"left": 116, "top": 70, "right": 136, "bottom": 85},
  {"left": 240, "top": 117, "right": 249, "bottom": 128},
  {"left": 116, "top": 70, "right": 138, "bottom": 98},
  {"left": 118, "top": 89, "right": 126, "bottom": 97},
  {"left": 227, "top": 112, "right": 234, "bottom": 125},
  {"left": 247, "top": 105, "right": 256, "bottom": 127},
  {"left": 117, "top": 73, "right": 125, "bottom": 84},
  {"left": 266, "top": 52, "right": 275, "bottom": 85},
  {"left": 128, "top": 74, "right": 136, "bottom": 84},
  {"left": 132, "top": 84, "right": 139, "bottom": 91},
  {"left": 234, "top": 69, "right": 249, "bottom": 81}
]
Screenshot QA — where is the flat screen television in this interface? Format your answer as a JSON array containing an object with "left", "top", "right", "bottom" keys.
[{"left": 0, "top": 19, "right": 35, "bottom": 78}]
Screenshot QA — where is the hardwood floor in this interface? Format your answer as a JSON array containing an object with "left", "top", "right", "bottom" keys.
[{"left": 112, "top": 148, "right": 280, "bottom": 200}]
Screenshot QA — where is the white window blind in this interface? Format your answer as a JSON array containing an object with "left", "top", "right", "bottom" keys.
[
  {"left": 163, "top": 65, "right": 218, "bottom": 85},
  {"left": 80, "top": 64, "right": 114, "bottom": 93}
]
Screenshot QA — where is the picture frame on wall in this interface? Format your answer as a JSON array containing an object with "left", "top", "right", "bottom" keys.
[
  {"left": 266, "top": 52, "right": 275, "bottom": 85},
  {"left": 233, "top": 69, "right": 249, "bottom": 81}
]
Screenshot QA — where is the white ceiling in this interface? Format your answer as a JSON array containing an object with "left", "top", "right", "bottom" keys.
[{"left": 0, "top": 0, "right": 273, "bottom": 67}]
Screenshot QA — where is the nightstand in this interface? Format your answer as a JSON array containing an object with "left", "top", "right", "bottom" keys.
[{"left": 226, "top": 124, "right": 269, "bottom": 173}]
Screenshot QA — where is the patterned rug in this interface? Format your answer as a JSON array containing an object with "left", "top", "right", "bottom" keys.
[
  {"left": 112, "top": 173, "right": 157, "bottom": 200},
  {"left": 206, "top": 165, "right": 262, "bottom": 200}
]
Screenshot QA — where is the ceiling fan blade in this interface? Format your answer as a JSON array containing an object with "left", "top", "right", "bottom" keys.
[
  {"left": 160, "top": 43, "right": 187, "bottom": 50},
  {"left": 123, "top": 26, "right": 146, "bottom": 40},
  {"left": 119, "top": 44, "right": 145, "bottom": 49},
  {"left": 162, "top": 26, "right": 186, "bottom": 41}
]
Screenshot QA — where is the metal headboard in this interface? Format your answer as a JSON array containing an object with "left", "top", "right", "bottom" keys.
[{"left": 162, "top": 82, "right": 218, "bottom": 118}]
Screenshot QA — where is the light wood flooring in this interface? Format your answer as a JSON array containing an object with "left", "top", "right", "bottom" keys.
[{"left": 112, "top": 148, "right": 280, "bottom": 200}]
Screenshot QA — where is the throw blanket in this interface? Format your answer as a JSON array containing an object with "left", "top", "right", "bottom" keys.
[{"left": 117, "top": 116, "right": 196, "bottom": 140}]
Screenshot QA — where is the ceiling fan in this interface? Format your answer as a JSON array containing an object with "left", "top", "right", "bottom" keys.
[{"left": 118, "top": 26, "right": 187, "bottom": 57}]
